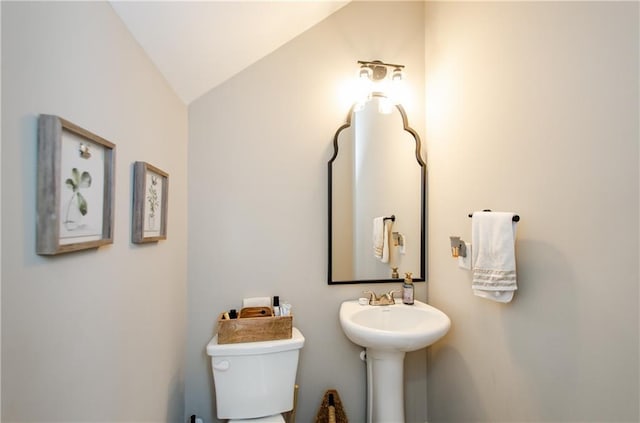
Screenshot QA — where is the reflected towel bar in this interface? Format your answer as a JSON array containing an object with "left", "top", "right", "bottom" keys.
[
  {"left": 383, "top": 215, "right": 396, "bottom": 222},
  {"left": 468, "top": 210, "right": 520, "bottom": 222}
]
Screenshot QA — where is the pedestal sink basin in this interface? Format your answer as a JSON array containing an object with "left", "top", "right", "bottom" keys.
[
  {"left": 340, "top": 299, "right": 451, "bottom": 352},
  {"left": 339, "top": 299, "right": 450, "bottom": 423}
]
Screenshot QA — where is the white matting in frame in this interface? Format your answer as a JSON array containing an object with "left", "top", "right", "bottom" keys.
[
  {"left": 37, "top": 115, "right": 115, "bottom": 255},
  {"left": 59, "top": 129, "right": 106, "bottom": 244}
]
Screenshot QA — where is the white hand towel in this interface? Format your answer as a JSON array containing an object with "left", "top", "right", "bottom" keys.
[
  {"left": 373, "top": 217, "right": 384, "bottom": 259},
  {"left": 373, "top": 217, "right": 391, "bottom": 263},
  {"left": 471, "top": 211, "right": 518, "bottom": 303}
]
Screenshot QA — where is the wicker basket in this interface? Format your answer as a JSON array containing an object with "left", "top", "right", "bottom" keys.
[{"left": 315, "top": 389, "right": 348, "bottom": 423}]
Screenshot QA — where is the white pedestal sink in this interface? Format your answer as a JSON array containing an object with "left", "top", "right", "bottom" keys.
[{"left": 339, "top": 299, "right": 450, "bottom": 423}]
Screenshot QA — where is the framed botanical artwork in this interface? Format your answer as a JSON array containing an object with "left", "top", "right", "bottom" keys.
[
  {"left": 132, "top": 161, "right": 168, "bottom": 243},
  {"left": 36, "top": 115, "right": 116, "bottom": 255}
]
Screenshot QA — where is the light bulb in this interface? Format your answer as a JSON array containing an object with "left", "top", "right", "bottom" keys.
[
  {"left": 353, "top": 75, "right": 373, "bottom": 106},
  {"left": 388, "top": 69, "right": 407, "bottom": 105},
  {"left": 392, "top": 67, "right": 403, "bottom": 81},
  {"left": 358, "top": 65, "right": 372, "bottom": 80}
]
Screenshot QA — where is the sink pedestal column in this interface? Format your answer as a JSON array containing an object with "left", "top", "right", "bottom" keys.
[{"left": 366, "top": 349, "right": 406, "bottom": 423}]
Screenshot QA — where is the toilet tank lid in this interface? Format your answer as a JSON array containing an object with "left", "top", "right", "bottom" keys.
[{"left": 207, "top": 327, "right": 304, "bottom": 356}]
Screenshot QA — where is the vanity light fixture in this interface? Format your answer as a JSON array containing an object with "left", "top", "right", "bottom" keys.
[
  {"left": 357, "top": 60, "right": 404, "bottom": 82},
  {"left": 355, "top": 60, "right": 406, "bottom": 112}
]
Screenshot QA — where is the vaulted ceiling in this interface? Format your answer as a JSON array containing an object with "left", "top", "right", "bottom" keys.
[{"left": 110, "top": 1, "right": 349, "bottom": 104}]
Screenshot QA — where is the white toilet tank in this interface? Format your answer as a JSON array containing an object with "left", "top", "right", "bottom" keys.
[{"left": 206, "top": 327, "right": 305, "bottom": 420}]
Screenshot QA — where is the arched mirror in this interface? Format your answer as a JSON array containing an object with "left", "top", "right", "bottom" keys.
[{"left": 328, "top": 93, "right": 426, "bottom": 284}]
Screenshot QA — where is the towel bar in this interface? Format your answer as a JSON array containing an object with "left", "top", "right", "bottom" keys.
[{"left": 383, "top": 215, "right": 396, "bottom": 222}]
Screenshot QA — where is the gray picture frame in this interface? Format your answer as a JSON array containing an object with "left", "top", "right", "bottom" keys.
[
  {"left": 37, "top": 115, "right": 116, "bottom": 255},
  {"left": 132, "top": 161, "right": 168, "bottom": 244}
]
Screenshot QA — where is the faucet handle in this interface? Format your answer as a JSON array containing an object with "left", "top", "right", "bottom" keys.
[
  {"left": 363, "top": 290, "right": 378, "bottom": 302},
  {"left": 388, "top": 289, "right": 401, "bottom": 301}
]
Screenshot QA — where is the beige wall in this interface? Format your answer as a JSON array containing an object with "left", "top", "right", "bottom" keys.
[
  {"left": 1, "top": 2, "right": 188, "bottom": 422},
  {"left": 186, "top": 2, "right": 426, "bottom": 422},
  {"left": 425, "top": 2, "right": 639, "bottom": 422}
]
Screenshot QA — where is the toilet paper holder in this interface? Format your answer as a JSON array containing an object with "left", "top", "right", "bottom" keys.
[{"left": 449, "top": 236, "right": 467, "bottom": 258}]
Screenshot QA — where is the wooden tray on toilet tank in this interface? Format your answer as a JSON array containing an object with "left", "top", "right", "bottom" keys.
[{"left": 216, "top": 310, "right": 293, "bottom": 344}]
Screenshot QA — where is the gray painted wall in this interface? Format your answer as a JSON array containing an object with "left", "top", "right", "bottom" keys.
[
  {"left": 186, "top": 2, "right": 426, "bottom": 422},
  {"left": 1, "top": 2, "right": 188, "bottom": 422},
  {"left": 2, "top": 1, "right": 638, "bottom": 423},
  {"left": 424, "top": 2, "right": 639, "bottom": 422}
]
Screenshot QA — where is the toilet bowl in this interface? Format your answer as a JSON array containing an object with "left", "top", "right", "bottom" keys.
[{"left": 206, "top": 327, "right": 305, "bottom": 422}]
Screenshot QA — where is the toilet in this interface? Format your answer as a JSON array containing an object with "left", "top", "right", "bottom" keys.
[{"left": 206, "top": 327, "right": 305, "bottom": 422}]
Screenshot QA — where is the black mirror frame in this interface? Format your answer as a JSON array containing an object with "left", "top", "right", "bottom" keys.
[{"left": 328, "top": 93, "right": 427, "bottom": 284}]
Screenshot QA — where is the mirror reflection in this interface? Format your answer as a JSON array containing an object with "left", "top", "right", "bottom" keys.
[{"left": 328, "top": 94, "right": 426, "bottom": 284}]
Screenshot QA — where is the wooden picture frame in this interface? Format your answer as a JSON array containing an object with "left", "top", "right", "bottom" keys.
[
  {"left": 132, "top": 161, "right": 168, "bottom": 243},
  {"left": 37, "top": 115, "right": 116, "bottom": 255}
]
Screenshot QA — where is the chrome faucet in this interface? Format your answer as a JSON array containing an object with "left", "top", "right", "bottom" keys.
[{"left": 363, "top": 290, "right": 401, "bottom": 306}]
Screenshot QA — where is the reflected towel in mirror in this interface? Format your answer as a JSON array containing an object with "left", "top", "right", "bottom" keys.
[{"left": 373, "top": 217, "right": 392, "bottom": 263}]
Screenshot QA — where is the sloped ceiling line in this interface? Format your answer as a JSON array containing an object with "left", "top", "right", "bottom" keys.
[{"left": 110, "top": 1, "right": 350, "bottom": 104}]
